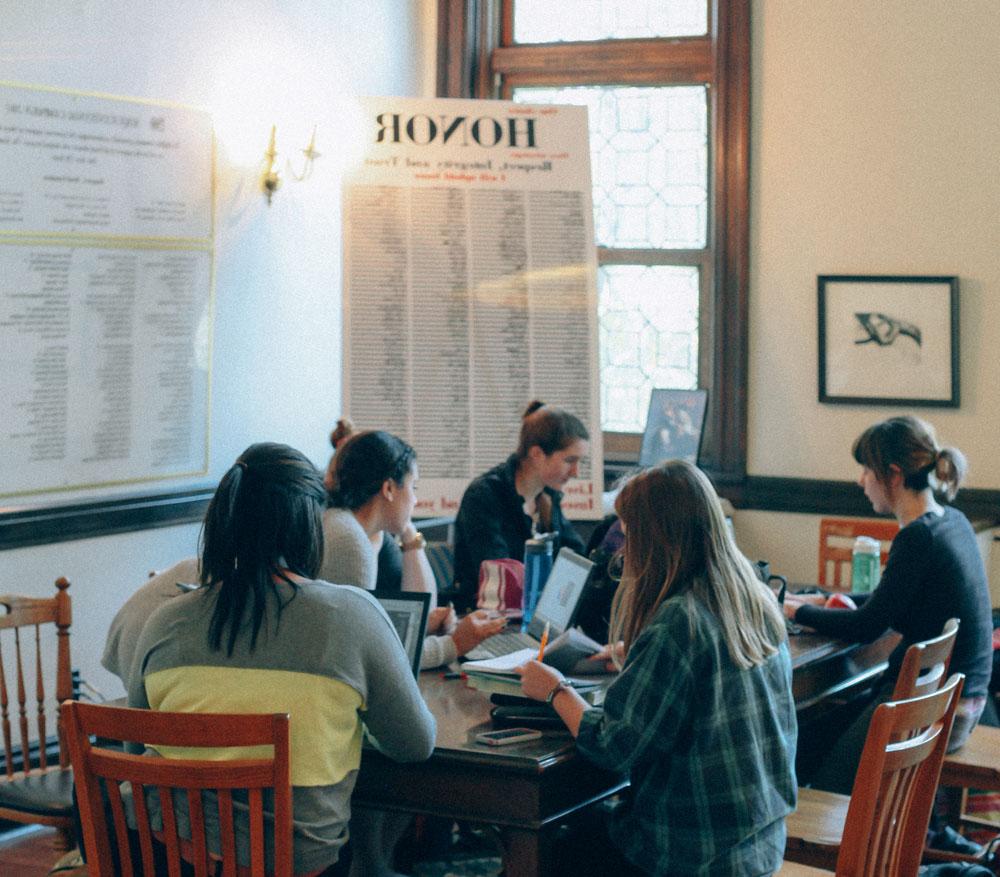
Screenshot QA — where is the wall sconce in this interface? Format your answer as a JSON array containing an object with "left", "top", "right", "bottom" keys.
[{"left": 260, "top": 125, "right": 321, "bottom": 205}]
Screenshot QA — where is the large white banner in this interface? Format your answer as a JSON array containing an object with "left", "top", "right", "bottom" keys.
[{"left": 343, "top": 97, "right": 602, "bottom": 519}]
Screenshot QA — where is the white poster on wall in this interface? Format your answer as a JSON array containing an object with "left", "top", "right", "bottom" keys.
[
  {"left": 0, "top": 81, "right": 213, "bottom": 242},
  {"left": 0, "top": 82, "right": 213, "bottom": 500},
  {"left": 342, "top": 96, "right": 602, "bottom": 519}
]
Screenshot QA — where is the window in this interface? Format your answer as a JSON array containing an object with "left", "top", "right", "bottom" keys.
[{"left": 437, "top": 0, "right": 749, "bottom": 479}]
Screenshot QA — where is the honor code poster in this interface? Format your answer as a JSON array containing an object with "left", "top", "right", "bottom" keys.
[{"left": 342, "top": 97, "right": 602, "bottom": 519}]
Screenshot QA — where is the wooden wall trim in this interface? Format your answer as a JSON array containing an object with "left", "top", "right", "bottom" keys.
[
  {"left": 0, "top": 488, "right": 213, "bottom": 552},
  {"left": 730, "top": 476, "right": 1000, "bottom": 526}
]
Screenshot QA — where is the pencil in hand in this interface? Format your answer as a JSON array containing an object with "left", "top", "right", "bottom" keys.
[{"left": 536, "top": 621, "right": 550, "bottom": 662}]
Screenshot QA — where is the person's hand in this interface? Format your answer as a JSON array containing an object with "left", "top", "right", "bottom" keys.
[
  {"left": 586, "top": 640, "right": 624, "bottom": 673},
  {"left": 517, "top": 659, "right": 565, "bottom": 702},
  {"left": 782, "top": 596, "right": 805, "bottom": 620},
  {"left": 427, "top": 605, "right": 457, "bottom": 635},
  {"left": 451, "top": 610, "right": 507, "bottom": 657},
  {"left": 792, "top": 592, "right": 827, "bottom": 606}
]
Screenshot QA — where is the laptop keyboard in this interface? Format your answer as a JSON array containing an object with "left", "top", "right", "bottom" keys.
[{"left": 464, "top": 630, "right": 538, "bottom": 660}]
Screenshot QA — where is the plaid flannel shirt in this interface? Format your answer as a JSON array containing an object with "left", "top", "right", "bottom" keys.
[{"left": 576, "top": 592, "right": 797, "bottom": 876}]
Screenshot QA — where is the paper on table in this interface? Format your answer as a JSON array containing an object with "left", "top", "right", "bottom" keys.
[{"left": 462, "top": 648, "right": 536, "bottom": 674}]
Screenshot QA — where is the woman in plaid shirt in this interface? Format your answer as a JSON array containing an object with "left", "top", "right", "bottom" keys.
[{"left": 521, "top": 461, "right": 797, "bottom": 875}]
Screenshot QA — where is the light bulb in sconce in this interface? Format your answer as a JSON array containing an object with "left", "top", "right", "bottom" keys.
[{"left": 260, "top": 124, "right": 320, "bottom": 205}]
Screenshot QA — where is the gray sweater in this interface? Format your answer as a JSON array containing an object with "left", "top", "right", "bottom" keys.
[{"left": 129, "top": 580, "right": 435, "bottom": 873}]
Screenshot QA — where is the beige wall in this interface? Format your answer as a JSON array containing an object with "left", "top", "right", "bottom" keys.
[
  {"left": 749, "top": 1, "right": 1000, "bottom": 486},
  {"left": 745, "top": 2, "right": 1000, "bottom": 591}
]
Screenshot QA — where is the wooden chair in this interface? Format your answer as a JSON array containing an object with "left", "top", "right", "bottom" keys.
[
  {"left": 818, "top": 517, "right": 899, "bottom": 590},
  {"left": 891, "top": 617, "right": 959, "bottom": 700},
  {"left": 783, "top": 672, "right": 964, "bottom": 875},
  {"left": 63, "top": 701, "right": 326, "bottom": 877},
  {"left": 0, "top": 577, "right": 74, "bottom": 844}
]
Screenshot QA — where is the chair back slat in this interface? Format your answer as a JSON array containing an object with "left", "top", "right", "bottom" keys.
[
  {"left": 34, "top": 623, "right": 47, "bottom": 769},
  {"left": 249, "top": 787, "right": 265, "bottom": 877},
  {"left": 132, "top": 780, "right": 159, "bottom": 877},
  {"left": 837, "top": 673, "right": 964, "bottom": 877},
  {"left": 818, "top": 517, "right": 899, "bottom": 591},
  {"left": 14, "top": 627, "right": 29, "bottom": 770},
  {"left": 105, "top": 778, "right": 135, "bottom": 877},
  {"left": 0, "top": 638, "right": 12, "bottom": 778},
  {"left": 159, "top": 783, "right": 184, "bottom": 876},
  {"left": 219, "top": 789, "right": 237, "bottom": 877},
  {"left": 64, "top": 701, "right": 292, "bottom": 877},
  {"left": 188, "top": 788, "right": 209, "bottom": 877},
  {"left": 892, "top": 617, "right": 959, "bottom": 701}
]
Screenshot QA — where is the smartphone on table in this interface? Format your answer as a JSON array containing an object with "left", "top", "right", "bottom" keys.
[{"left": 475, "top": 727, "right": 543, "bottom": 746}]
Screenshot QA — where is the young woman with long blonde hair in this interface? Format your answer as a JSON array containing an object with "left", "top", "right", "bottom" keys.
[{"left": 520, "top": 460, "right": 796, "bottom": 875}]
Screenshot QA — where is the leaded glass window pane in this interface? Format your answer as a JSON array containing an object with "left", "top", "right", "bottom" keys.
[
  {"left": 599, "top": 265, "right": 699, "bottom": 432},
  {"left": 513, "top": 86, "right": 708, "bottom": 248},
  {"left": 513, "top": 0, "right": 708, "bottom": 42}
]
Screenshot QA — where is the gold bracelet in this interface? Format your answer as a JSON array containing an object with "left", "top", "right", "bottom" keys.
[{"left": 399, "top": 532, "right": 426, "bottom": 552}]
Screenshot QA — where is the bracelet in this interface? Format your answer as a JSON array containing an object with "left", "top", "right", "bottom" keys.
[
  {"left": 545, "top": 679, "right": 573, "bottom": 705},
  {"left": 399, "top": 532, "right": 426, "bottom": 552}
]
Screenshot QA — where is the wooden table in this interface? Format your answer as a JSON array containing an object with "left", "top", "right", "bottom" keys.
[{"left": 353, "top": 632, "right": 898, "bottom": 877}]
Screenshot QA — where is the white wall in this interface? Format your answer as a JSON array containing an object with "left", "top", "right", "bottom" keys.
[
  {"left": 744, "top": 1, "right": 1000, "bottom": 580},
  {"left": 1, "top": 0, "right": 435, "bottom": 698}
]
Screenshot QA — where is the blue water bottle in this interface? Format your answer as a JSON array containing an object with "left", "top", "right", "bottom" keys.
[{"left": 521, "top": 537, "right": 554, "bottom": 631}]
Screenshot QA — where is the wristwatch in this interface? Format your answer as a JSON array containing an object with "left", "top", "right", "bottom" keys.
[
  {"left": 545, "top": 679, "right": 573, "bottom": 705},
  {"left": 399, "top": 531, "right": 426, "bottom": 552}
]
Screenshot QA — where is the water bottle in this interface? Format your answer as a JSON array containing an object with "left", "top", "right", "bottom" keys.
[
  {"left": 851, "top": 536, "right": 881, "bottom": 594},
  {"left": 521, "top": 537, "right": 554, "bottom": 630}
]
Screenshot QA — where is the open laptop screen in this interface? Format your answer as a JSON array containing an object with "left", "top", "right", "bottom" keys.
[
  {"left": 527, "top": 548, "right": 594, "bottom": 641},
  {"left": 372, "top": 590, "right": 430, "bottom": 676}
]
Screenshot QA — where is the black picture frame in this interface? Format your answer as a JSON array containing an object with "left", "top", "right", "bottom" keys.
[{"left": 818, "top": 275, "right": 959, "bottom": 407}]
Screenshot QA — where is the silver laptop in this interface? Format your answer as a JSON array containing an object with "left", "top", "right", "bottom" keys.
[{"left": 463, "top": 548, "right": 594, "bottom": 661}]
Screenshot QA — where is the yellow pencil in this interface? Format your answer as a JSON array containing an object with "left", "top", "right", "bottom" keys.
[{"left": 537, "top": 621, "right": 550, "bottom": 662}]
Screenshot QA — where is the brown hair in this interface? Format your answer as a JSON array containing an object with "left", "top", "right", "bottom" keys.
[
  {"left": 610, "top": 461, "right": 784, "bottom": 668},
  {"left": 852, "top": 416, "right": 966, "bottom": 501},
  {"left": 515, "top": 400, "right": 589, "bottom": 460}
]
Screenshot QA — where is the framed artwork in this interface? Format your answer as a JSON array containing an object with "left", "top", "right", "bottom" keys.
[
  {"left": 818, "top": 275, "right": 959, "bottom": 407},
  {"left": 639, "top": 388, "right": 708, "bottom": 466}
]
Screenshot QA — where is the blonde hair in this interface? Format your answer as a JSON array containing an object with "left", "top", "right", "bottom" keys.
[{"left": 610, "top": 461, "right": 785, "bottom": 669}]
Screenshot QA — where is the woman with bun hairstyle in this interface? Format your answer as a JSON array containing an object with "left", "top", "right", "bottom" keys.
[
  {"left": 784, "top": 416, "right": 993, "bottom": 796},
  {"left": 320, "top": 421, "right": 506, "bottom": 667},
  {"left": 520, "top": 461, "right": 796, "bottom": 875},
  {"left": 453, "top": 400, "right": 589, "bottom": 610},
  {"left": 129, "top": 443, "right": 435, "bottom": 875}
]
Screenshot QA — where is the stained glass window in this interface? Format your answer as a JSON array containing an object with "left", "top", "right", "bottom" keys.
[{"left": 514, "top": 0, "right": 708, "bottom": 43}]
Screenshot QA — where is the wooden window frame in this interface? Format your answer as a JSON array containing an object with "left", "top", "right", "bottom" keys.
[{"left": 436, "top": 0, "right": 749, "bottom": 486}]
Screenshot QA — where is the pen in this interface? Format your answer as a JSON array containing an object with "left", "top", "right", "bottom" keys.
[{"left": 536, "top": 621, "right": 550, "bottom": 662}]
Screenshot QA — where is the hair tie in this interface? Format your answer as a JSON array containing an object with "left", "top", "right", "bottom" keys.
[{"left": 236, "top": 461, "right": 248, "bottom": 471}]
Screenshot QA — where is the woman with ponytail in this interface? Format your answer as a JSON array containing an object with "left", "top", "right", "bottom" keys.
[
  {"left": 128, "top": 443, "right": 435, "bottom": 874},
  {"left": 784, "top": 416, "right": 993, "bottom": 795},
  {"left": 453, "top": 400, "right": 589, "bottom": 610}
]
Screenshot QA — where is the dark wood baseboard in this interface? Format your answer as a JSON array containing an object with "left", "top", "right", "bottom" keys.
[
  {"left": 2, "top": 474, "right": 997, "bottom": 552},
  {"left": 0, "top": 488, "right": 213, "bottom": 551}
]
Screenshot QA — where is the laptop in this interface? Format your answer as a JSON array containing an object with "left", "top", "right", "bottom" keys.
[
  {"left": 373, "top": 590, "right": 430, "bottom": 676},
  {"left": 463, "top": 548, "right": 594, "bottom": 661}
]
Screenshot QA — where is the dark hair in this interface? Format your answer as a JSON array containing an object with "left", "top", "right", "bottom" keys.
[
  {"left": 327, "top": 430, "right": 416, "bottom": 510},
  {"left": 515, "top": 400, "right": 589, "bottom": 460},
  {"left": 852, "top": 416, "right": 967, "bottom": 501},
  {"left": 200, "top": 442, "right": 326, "bottom": 656}
]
